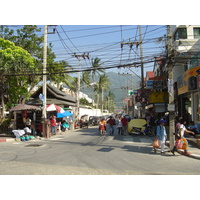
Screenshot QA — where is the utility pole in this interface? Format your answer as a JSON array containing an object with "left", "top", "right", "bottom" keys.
[
  {"left": 139, "top": 25, "right": 145, "bottom": 118},
  {"left": 42, "top": 25, "right": 56, "bottom": 138},
  {"left": 42, "top": 25, "right": 48, "bottom": 138},
  {"left": 167, "top": 25, "right": 175, "bottom": 150},
  {"left": 72, "top": 53, "right": 89, "bottom": 121}
]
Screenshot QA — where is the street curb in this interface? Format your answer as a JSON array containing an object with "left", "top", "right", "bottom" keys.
[
  {"left": 0, "top": 138, "right": 16, "bottom": 143},
  {"left": 166, "top": 141, "right": 200, "bottom": 160}
]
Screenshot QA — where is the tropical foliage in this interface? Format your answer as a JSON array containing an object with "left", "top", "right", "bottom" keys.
[{"left": 0, "top": 25, "right": 116, "bottom": 127}]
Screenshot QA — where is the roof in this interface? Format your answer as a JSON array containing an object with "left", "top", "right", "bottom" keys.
[
  {"left": 26, "top": 84, "right": 76, "bottom": 107},
  {"left": 11, "top": 104, "right": 41, "bottom": 111},
  {"left": 146, "top": 71, "right": 155, "bottom": 79}
]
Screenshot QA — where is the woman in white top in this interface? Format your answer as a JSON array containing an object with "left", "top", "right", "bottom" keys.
[
  {"left": 171, "top": 119, "right": 194, "bottom": 155},
  {"left": 179, "top": 120, "right": 194, "bottom": 138}
]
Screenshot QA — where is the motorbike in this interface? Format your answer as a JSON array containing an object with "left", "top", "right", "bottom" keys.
[{"left": 128, "top": 119, "right": 147, "bottom": 136}]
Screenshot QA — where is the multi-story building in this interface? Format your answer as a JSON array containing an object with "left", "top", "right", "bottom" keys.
[{"left": 171, "top": 25, "right": 200, "bottom": 125}]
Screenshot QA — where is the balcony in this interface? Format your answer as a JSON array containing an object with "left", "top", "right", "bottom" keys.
[{"left": 173, "top": 39, "right": 200, "bottom": 53}]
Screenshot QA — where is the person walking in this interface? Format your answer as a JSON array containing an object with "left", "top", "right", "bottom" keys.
[
  {"left": 116, "top": 116, "right": 123, "bottom": 135},
  {"left": 171, "top": 119, "right": 195, "bottom": 155},
  {"left": 50, "top": 114, "right": 57, "bottom": 135},
  {"left": 99, "top": 118, "right": 106, "bottom": 135},
  {"left": 155, "top": 119, "right": 167, "bottom": 153},
  {"left": 107, "top": 116, "right": 116, "bottom": 135},
  {"left": 121, "top": 115, "right": 128, "bottom": 136}
]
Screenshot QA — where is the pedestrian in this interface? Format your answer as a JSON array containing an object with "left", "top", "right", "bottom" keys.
[
  {"left": 121, "top": 115, "right": 128, "bottom": 136},
  {"left": 25, "top": 117, "right": 32, "bottom": 129},
  {"left": 50, "top": 114, "right": 57, "bottom": 135},
  {"left": 107, "top": 116, "right": 116, "bottom": 135},
  {"left": 99, "top": 118, "right": 106, "bottom": 134},
  {"left": 155, "top": 119, "right": 167, "bottom": 153},
  {"left": 61, "top": 120, "right": 70, "bottom": 132},
  {"left": 188, "top": 121, "right": 199, "bottom": 136},
  {"left": 171, "top": 119, "right": 195, "bottom": 155},
  {"left": 116, "top": 116, "right": 123, "bottom": 135},
  {"left": 57, "top": 119, "right": 62, "bottom": 135}
]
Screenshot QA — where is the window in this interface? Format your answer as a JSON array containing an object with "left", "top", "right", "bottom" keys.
[
  {"left": 194, "top": 28, "right": 200, "bottom": 39},
  {"left": 174, "top": 28, "right": 187, "bottom": 41}
]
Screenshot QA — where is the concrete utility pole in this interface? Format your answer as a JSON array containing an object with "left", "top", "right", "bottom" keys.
[
  {"left": 139, "top": 25, "right": 145, "bottom": 118},
  {"left": 120, "top": 26, "right": 145, "bottom": 118},
  {"left": 42, "top": 25, "right": 48, "bottom": 137},
  {"left": 72, "top": 53, "right": 89, "bottom": 121},
  {"left": 42, "top": 25, "right": 56, "bottom": 138},
  {"left": 167, "top": 25, "right": 175, "bottom": 150}
]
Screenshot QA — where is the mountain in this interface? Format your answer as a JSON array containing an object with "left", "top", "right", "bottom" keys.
[
  {"left": 106, "top": 72, "right": 140, "bottom": 107},
  {"left": 84, "top": 71, "right": 140, "bottom": 108}
]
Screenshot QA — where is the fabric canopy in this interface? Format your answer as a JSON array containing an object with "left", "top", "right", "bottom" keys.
[
  {"left": 46, "top": 104, "right": 64, "bottom": 113},
  {"left": 57, "top": 111, "right": 73, "bottom": 118}
]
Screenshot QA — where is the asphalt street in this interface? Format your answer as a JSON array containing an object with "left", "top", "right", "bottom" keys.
[{"left": 0, "top": 126, "right": 200, "bottom": 175}]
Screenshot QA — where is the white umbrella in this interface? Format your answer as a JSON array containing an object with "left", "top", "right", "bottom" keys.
[{"left": 46, "top": 104, "right": 65, "bottom": 113}]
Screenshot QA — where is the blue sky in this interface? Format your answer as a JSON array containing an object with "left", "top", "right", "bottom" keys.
[{"left": 46, "top": 25, "right": 167, "bottom": 77}]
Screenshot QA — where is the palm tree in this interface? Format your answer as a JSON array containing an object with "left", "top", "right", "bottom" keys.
[
  {"left": 105, "top": 91, "right": 115, "bottom": 112},
  {"left": 93, "top": 73, "right": 110, "bottom": 111},
  {"left": 90, "top": 57, "right": 105, "bottom": 107},
  {"left": 90, "top": 57, "right": 105, "bottom": 81}
]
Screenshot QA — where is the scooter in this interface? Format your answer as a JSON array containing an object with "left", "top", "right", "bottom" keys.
[{"left": 130, "top": 126, "right": 145, "bottom": 135}]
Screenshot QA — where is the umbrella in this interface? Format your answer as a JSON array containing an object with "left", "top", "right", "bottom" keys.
[
  {"left": 46, "top": 104, "right": 64, "bottom": 113},
  {"left": 11, "top": 104, "right": 41, "bottom": 111},
  {"left": 57, "top": 111, "right": 73, "bottom": 118}
]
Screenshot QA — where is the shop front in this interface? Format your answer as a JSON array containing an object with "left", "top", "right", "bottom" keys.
[{"left": 177, "top": 66, "right": 200, "bottom": 126}]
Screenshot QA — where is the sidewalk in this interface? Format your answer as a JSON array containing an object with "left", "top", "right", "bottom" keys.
[
  {"left": 165, "top": 136, "right": 200, "bottom": 160},
  {"left": 0, "top": 129, "right": 74, "bottom": 143}
]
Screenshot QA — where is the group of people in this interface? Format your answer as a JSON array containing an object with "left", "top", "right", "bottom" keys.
[
  {"left": 99, "top": 115, "right": 129, "bottom": 136},
  {"left": 154, "top": 117, "right": 198, "bottom": 155},
  {"left": 49, "top": 114, "right": 70, "bottom": 135}
]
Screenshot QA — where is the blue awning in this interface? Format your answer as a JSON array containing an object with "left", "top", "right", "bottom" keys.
[{"left": 57, "top": 111, "right": 73, "bottom": 118}]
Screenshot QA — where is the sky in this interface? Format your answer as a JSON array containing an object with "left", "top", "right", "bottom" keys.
[
  {"left": 47, "top": 25, "right": 167, "bottom": 78},
  {"left": 1, "top": 0, "right": 199, "bottom": 198}
]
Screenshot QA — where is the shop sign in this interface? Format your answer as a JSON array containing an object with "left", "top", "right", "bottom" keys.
[
  {"left": 149, "top": 91, "right": 169, "bottom": 103},
  {"left": 124, "top": 97, "right": 130, "bottom": 101},
  {"left": 198, "top": 75, "right": 200, "bottom": 88},
  {"left": 188, "top": 76, "right": 198, "bottom": 91},
  {"left": 135, "top": 95, "right": 141, "bottom": 102},
  {"left": 168, "top": 104, "right": 175, "bottom": 111},
  {"left": 153, "top": 80, "right": 167, "bottom": 90},
  {"left": 146, "top": 80, "right": 153, "bottom": 89},
  {"left": 178, "top": 66, "right": 200, "bottom": 95}
]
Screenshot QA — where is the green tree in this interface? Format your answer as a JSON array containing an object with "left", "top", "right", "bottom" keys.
[
  {"left": 105, "top": 91, "right": 115, "bottom": 112},
  {"left": 93, "top": 73, "right": 110, "bottom": 110},
  {"left": 0, "top": 25, "right": 74, "bottom": 95},
  {"left": 48, "top": 60, "right": 74, "bottom": 89},
  {"left": 0, "top": 38, "right": 36, "bottom": 123},
  {"left": 90, "top": 57, "right": 105, "bottom": 81}
]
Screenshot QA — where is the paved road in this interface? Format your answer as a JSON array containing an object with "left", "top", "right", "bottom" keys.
[{"left": 0, "top": 126, "right": 200, "bottom": 175}]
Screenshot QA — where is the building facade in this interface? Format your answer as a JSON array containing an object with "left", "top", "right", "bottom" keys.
[{"left": 171, "top": 25, "right": 200, "bottom": 126}]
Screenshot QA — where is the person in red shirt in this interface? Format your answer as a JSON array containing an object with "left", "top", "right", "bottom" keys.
[
  {"left": 50, "top": 114, "right": 57, "bottom": 135},
  {"left": 107, "top": 116, "right": 116, "bottom": 135},
  {"left": 121, "top": 116, "right": 128, "bottom": 136}
]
